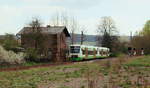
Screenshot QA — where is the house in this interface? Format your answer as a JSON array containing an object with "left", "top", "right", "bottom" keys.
[{"left": 17, "top": 25, "right": 70, "bottom": 62}]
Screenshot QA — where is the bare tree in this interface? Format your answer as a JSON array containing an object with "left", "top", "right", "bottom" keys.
[
  {"left": 97, "top": 16, "right": 117, "bottom": 36},
  {"left": 25, "top": 17, "right": 49, "bottom": 59},
  {"left": 50, "top": 12, "right": 78, "bottom": 44},
  {"left": 28, "top": 18, "right": 43, "bottom": 49},
  {"left": 29, "top": 18, "right": 42, "bottom": 29},
  {"left": 97, "top": 16, "right": 118, "bottom": 51},
  {"left": 50, "top": 12, "right": 69, "bottom": 26},
  {"left": 69, "top": 17, "right": 78, "bottom": 44}
]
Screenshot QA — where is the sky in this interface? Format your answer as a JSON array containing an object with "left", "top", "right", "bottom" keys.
[{"left": 0, "top": 0, "right": 150, "bottom": 35}]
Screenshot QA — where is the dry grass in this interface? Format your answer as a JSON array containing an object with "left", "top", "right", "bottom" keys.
[{"left": 0, "top": 56, "right": 150, "bottom": 88}]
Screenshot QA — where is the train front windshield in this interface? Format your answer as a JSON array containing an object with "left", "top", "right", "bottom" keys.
[{"left": 70, "top": 46, "right": 80, "bottom": 53}]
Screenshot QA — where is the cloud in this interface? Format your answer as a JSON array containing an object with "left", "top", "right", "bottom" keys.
[
  {"left": 0, "top": 4, "right": 66, "bottom": 34},
  {"left": 0, "top": 0, "right": 150, "bottom": 35},
  {"left": 21, "top": 0, "right": 102, "bottom": 9},
  {"left": 0, "top": 0, "right": 102, "bottom": 34}
]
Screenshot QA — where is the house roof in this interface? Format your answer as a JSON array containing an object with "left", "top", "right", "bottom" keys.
[{"left": 17, "top": 26, "right": 70, "bottom": 37}]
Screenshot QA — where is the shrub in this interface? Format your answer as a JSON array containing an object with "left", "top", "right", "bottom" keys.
[
  {"left": 109, "top": 53, "right": 119, "bottom": 57},
  {"left": 25, "top": 48, "right": 40, "bottom": 62},
  {"left": 110, "top": 52, "right": 125, "bottom": 57},
  {"left": 2, "top": 33, "right": 20, "bottom": 51},
  {"left": 0, "top": 45, "right": 25, "bottom": 65}
]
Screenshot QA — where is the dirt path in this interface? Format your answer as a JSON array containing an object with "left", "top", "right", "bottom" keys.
[
  {"left": 0, "top": 56, "right": 140, "bottom": 72},
  {"left": 0, "top": 62, "right": 73, "bottom": 72}
]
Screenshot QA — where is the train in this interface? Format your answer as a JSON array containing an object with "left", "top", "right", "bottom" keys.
[{"left": 69, "top": 44, "right": 110, "bottom": 61}]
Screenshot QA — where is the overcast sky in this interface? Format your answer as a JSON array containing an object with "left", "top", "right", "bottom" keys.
[{"left": 0, "top": 0, "right": 150, "bottom": 35}]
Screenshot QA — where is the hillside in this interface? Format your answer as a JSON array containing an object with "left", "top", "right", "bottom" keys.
[
  {"left": 68, "top": 34, "right": 130, "bottom": 46},
  {"left": 0, "top": 34, "right": 130, "bottom": 46}
]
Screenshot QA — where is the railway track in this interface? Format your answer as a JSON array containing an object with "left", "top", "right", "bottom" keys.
[{"left": 0, "top": 57, "right": 119, "bottom": 72}]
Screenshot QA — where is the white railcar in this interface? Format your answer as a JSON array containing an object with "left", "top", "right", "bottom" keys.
[{"left": 69, "top": 44, "right": 110, "bottom": 61}]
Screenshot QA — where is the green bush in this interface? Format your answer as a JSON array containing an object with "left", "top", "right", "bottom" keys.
[
  {"left": 2, "top": 34, "right": 20, "bottom": 51},
  {"left": 109, "top": 52, "right": 124, "bottom": 57},
  {"left": 25, "top": 48, "right": 40, "bottom": 61}
]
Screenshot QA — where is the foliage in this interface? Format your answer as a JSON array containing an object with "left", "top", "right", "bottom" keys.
[
  {"left": 28, "top": 18, "right": 45, "bottom": 50},
  {"left": 109, "top": 52, "right": 120, "bottom": 57},
  {"left": 101, "top": 32, "right": 112, "bottom": 48},
  {"left": 2, "top": 33, "right": 20, "bottom": 52},
  {"left": 25, "top": 48, "right": 40, "bottom": 61},
  {"left": 125, "top": 56, "right": 150, "bottom": 67},
  {"left": 0, "top": 45, "right": 25, "bottom": 65},
  {"left": 24, "top": 18, "right": 48, "bottom": 60},
  {"left": 140, "top": 20, "right": 150, "bottom": 36},
  {"left": 112, "top": 40, "right": 129, "bottom": 55},
  {"left": 132, "top": 20, "right": 150, "bottom": 54}
]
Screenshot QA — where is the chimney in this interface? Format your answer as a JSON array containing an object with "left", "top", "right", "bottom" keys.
[{"left": 47, "top": 25, "right": 51, "bottom": 28}]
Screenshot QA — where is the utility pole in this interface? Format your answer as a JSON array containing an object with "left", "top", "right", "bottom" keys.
[
  {"left": 130, "top": 31, "right": 132, "bottom": 42},
  {"left": 81, "top": 31, "right": 84, "bottom": 45},
  {"left": 71, "top": 32, "right": 74, "bottom": 45}
]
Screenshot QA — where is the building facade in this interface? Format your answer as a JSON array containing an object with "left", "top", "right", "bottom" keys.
[{"left": 17, "top": 26, "right": 70, "bottom": 62}]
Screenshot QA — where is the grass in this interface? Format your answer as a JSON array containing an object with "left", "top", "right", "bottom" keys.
[
  {"left": 0, "top": 62, "right": 100, "bottom": 88},
  {"left": 0, "top": 61, "right": 49, "bottom": 69},
  {"left": 0, "top": 56, "right": 150, "bottom": 88},
  {"left": 124, "top": 55, "right": 150, "bottom": 67}
]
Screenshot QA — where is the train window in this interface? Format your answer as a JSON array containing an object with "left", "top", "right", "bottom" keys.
[
  {"left": 100, "top": 50, "right": 103, "bottom": 55},
  {"left": 70, "top": 46, "right": 80, "bottom": 49},
  {"left": 70, "top": 46, "right": 80, "bottom": 53},
  {"left": 88, "top": 51, "right": 93, "bottom": 55}
]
